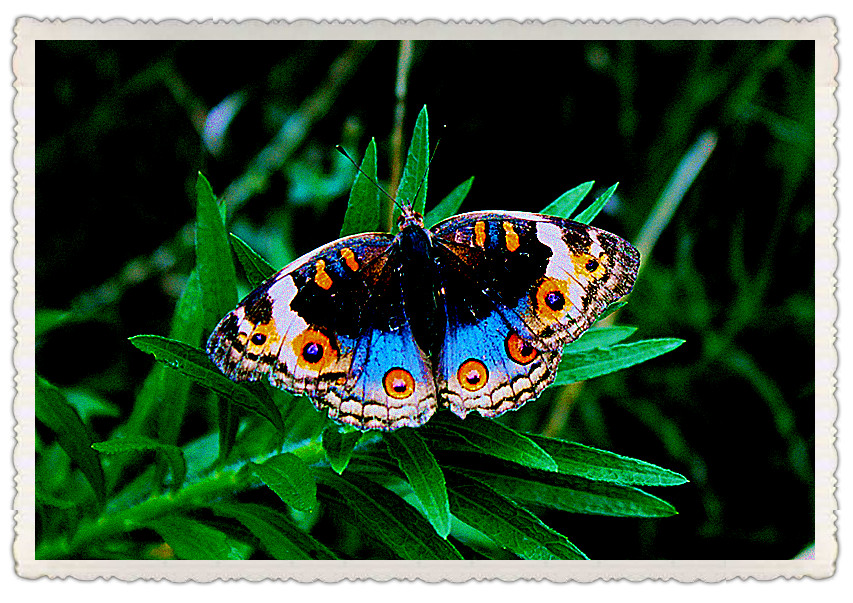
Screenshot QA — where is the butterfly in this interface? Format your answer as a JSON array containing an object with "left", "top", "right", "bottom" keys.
[{"left": 206, "top": 201, "right": 639, "bottom": 431}]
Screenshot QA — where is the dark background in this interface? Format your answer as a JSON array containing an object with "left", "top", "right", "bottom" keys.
[{"left": 36, "top": 39, "right": 815, "bottom": 559}]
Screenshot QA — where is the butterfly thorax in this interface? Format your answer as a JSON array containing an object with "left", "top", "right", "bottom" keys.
[{"left": 395, "top": 214, "right": 445, "bottom": 358}]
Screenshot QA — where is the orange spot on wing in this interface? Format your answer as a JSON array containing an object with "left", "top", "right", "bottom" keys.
[
  {"left": 474, "top": 221, "right": 487, "bottom": 247},
  {"left": 314, "top": 259, "right": 333, "bottom": 290},
  {"left": 341, "top": 247, "right": 359, "bottom": 272},
  {"left": 503, "top": 221, "right": 520, "bottom": 252}
]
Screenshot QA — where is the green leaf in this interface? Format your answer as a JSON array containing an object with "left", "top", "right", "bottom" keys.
[
  {"left": 35, "top": 376, "right": 105, "bottom": 506},
  {"left": 217, "top": 394, "right": 239, "bottom": 464},
  {"left": 213, "top": 502, "right": 337, "bottom": 560},
  {"left": 553, "top": 338, "right": 685, "bottom": 386},
  {"left": 195, "top": 172, "right": 238, "bottom": 328},
  {"left": 158, "top": 270, "right": 204, "bottom": 448},
  {"left": 595, "top": 300, "right": 628, "bottom": 323},
  {"left": 539, "top": 181, "right": 595, "bottom": 219},
  {"left": 92, "top": 435, "right": 187, "bottom": 492},
  {"left": 457, "top": 461, "right": 679, "bottom": 518},
  {"left": 526, "top": 436, "right": 689, "bottom": 487},
  {"left": 444, "top": 468, "right": 587, "bottom": 560},
  {"left": 321, "top": 424, "right": 363, "bottom": 474},
  {"left": 385, "top": 429, "right": 452, "bottom": 538},
  {"left": 314, "top": 468, "right": 463, "bottom": 560},
  {"left": 564, "top": 325, "right": 638, "bottom": 353},
  {"left": 422, "top": 414, "right": 557, "bottom": 472},
  {"left": 229, "top": 232, "right": 276, "bottom": 289},
  {"left": 573, "top": 182, "right": 619, "bottom": 224},
  {"left": 252, "top": 452, "right": 318, "bottom": 513},
  {"left": 395, "top": 105, "right": 429, "bottom": 222},
  {"left": 129, "top": 335, "right": 284, "bottom": 430},
  {"left": 340, "top": 138, "right": 381, "bottom": 236},
  {"left": 147, "top": 515, "right": 249, "bottom": 560},
  {"left": 424, "top": 176, "right": 474, "bottom": 228}
]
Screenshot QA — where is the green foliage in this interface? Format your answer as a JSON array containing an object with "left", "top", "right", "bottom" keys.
[{"left": 34, "top": 108, "right": 684, "bottom": 561}]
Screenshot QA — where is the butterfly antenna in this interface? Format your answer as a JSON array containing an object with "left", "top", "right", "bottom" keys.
[{"left": 335, "top": 145, "right": 403, "bottom": 211}]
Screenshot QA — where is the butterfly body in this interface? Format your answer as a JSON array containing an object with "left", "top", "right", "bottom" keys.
[{"left": 207, "top": 206, "right": 639, "bottom": 431}]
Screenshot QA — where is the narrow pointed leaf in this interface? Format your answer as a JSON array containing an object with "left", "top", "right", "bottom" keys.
[
  {"left": 385, "top": 429, "right": 451, "bottom": 538},
  {"left": 422, "top": 414, "right": 557, "bottom": 472},
  {"left": 129, "top": 334, "right": 284, "bottom": 430},
  {"left": 395, "top": 105, "right": 429, "bottom": 222},
  {"left": 321, "top": 424, "right": 363, "bottom": 474},
  {"left": 158, "top": 270, "right": 203, "bottom": 448},
  {"left": 554, "top": 338, "right": 685, "bottom": 386},
  {"left": 526, "top": 435, "right": 689, "bottom": 486},
  {"left": 424, "top": 176, "right": 474, "bottom": 228},
  {"left": 573, "top": 182, "right": 618, "bottom": 224},
  {"left": 539, "top": 181, "right": 595, "bottom": 219},
  {"left": 35, "top": 377, "right": 106, "bottom": 506},
  {"left": 456, "top": 462, "right": 679, "bottom": 518},
  {"left": 147, "top": 515, "right": 248, "bottom": 560},
  {"left": 340, "top": 138, "right": 381, "bottom": 236},
  {"left": 213, "top": 502, "right": 337, "bottom": 560},
  {"left": 195, "top": 172, "right": 238, "bottom": 328},
  {"left": 252, "top": 452, "right": 318, "bottom": 513},
  {"left": 92, "top": 435, "right": 187, "bottom": 492},
  {"left": 444, "top": 468, "right": 587, "bottom": 560},
  {"left": 314, "top": 468, "right": 463, "bottom": 560},
  {"left": 564, "top": 325, "right": 638, "bottom": 354},
  {"left": 229, "top": 232, "right": 276, "bottom": 289},
  {"left": 217, "top": 394, "right": 239, "bottom": 464}
]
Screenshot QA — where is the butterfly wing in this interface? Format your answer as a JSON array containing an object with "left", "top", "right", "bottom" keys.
[
  {"left": 206, "top": 232, "right": 437, "bottom": 431},
  {"left": 430, "top": 211, "right": 639, "bottom": 418}
]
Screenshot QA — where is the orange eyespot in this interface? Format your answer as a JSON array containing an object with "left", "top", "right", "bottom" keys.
[
  {"left": 506, "top": 333, "right": 538, "bottom": 364},
  {"left": 384, "top": 368, "right": 416, "bottom": 399},
  {"left": 572, "top": 251, "right": 608, "bottom": 280},
  {"left": 457, "top": 359, "right": 489, "bottom": 392},
  {"left": 291, "top": 329, "right": 336, "bottom": 371},
  {"left": 534, "top": 277, "right": 571, "bottom": 322}
]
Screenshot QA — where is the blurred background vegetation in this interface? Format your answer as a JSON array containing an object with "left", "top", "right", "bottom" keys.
[{"left": 36, "top": 39, "right": 815, "bottom": 559}]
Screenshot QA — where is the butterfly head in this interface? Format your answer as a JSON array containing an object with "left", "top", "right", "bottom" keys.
[{"left": 397, "top": 205, "right": 425, "bottom": 231}]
